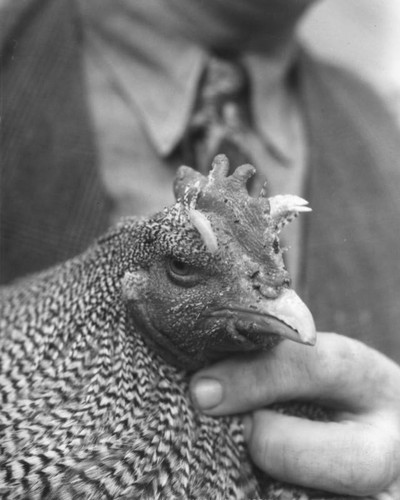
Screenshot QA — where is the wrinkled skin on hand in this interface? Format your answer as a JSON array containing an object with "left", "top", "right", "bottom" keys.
[{"left": 191, "top": 332, "right": 400, "bottom": 499}]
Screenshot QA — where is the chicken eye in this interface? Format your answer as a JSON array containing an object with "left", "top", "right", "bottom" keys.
[
  {"left": 166, "top": 257, "right": 199, "bottom": 287},
  {"left": 169, "top": 259, "right": 191, "bottom": 276}
]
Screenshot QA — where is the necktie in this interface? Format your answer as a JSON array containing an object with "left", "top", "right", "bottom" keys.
[
  {"left": 182, "top": 56, "right": 257, "bottom": 180},
  {"left": 181, "top": 55, "right": 308, "bottom": 286}
]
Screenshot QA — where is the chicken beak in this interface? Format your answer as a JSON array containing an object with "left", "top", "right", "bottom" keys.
[
  {"left": 256, "top": 288, "right": 316, "bottom": 345},
  {"left": 229, "top": 287, "right": 316, "bottom": 348}
]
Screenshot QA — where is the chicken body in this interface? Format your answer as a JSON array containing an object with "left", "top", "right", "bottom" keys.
[{"left": 0, "top": 156, "right": 358, "bottom": 499}]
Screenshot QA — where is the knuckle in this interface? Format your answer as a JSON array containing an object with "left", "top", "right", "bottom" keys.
[
  {"left": 224, "top": 352, "right": 274, "bottom": 409},
  {"left": 249, "top": 351, "right": 282, "bottom": 404},
  {"left": 247, "top": 413, "right": 271, "bottom": 468},
  {"left": 315, "top": 334, "right": 360, "bottom": 390},
  {"left": 248, "top": 411, "right": 283, "bottom": 474}
]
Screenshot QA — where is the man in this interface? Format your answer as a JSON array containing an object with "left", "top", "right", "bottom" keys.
[{"left": 1, "top": 0, "right": 400, "bottom": 496}]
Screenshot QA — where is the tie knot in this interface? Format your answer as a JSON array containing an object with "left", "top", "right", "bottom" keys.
[
  {"left": 192, "top": 56, "right": 251, "bottom": 133},
  {"left": 182, "top": 54, "right": 254, "bottom": 179},
  {"left": 201, "top": 56, "right": 248, "bottom": 104}
]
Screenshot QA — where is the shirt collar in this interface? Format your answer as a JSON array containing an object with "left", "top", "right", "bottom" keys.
[
  {"left": 80, "top": 2, "right": 300, "bottom": 161},
  {"left": 122, "top": 41, "right": 207, "bottom": 157}
]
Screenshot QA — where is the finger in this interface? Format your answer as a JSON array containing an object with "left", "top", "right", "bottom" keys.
[
  {"left": 191, "top": 341, "right": 316, "bottom": 414},
  {"left": 245, "top": 409, "right": 399, "bottom": 496},
  {"left": 374, "top": 478, "right": 400, "bottom": 500},
  {"left": 190, "top": 333, "right": 400, "bottom": 415}
]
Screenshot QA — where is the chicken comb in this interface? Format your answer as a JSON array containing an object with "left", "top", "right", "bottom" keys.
[{"left": 174, "top": 154, "right": 311, "bottom": 254}]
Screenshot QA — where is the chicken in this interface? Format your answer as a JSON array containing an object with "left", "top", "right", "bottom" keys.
[{"left": 0, "top": 155, "right": 353, "bottom": 499}]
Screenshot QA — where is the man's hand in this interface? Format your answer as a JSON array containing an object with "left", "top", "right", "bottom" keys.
[{"left": 190, "top": 333, "right": 400, "bottom": 498}]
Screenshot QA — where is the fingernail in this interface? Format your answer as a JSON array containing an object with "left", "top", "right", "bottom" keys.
[
  {"left": 192, "top": 378, "right": 223, "bottom": 410},
  {"left": 242, "top": 414, "right": 253, "bottom": 441}
]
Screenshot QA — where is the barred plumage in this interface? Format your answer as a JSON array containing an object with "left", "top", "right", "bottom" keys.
[{"left": 0, "top": 156, "right": 358, "bottom": 498}]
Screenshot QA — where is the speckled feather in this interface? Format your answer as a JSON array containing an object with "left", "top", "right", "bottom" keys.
[{"left": 0, "top": 157, "right": 364, "bottom": 499}]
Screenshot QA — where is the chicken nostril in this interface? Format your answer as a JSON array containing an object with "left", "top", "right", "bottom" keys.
[
  {"left": 260, "top": 285, "right": 280, "bottom": 299},
  {"left": 250, "top": 270, "right": 260, "bottom": 280}
]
